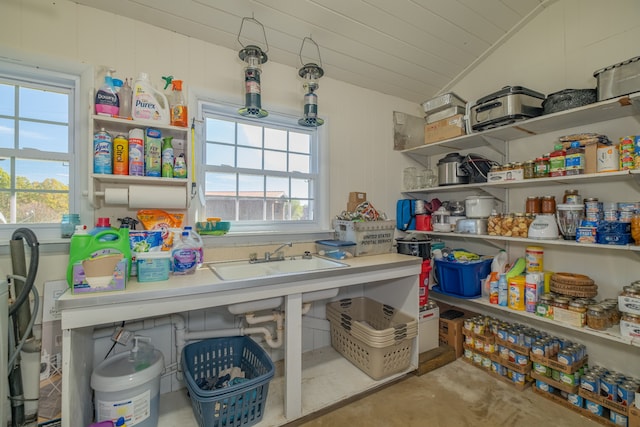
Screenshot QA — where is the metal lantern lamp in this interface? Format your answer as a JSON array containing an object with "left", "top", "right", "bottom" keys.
[
  {"left": 298, "top": 37, "right": 324, "bottom": 127},
  {"left": 237, "top": 16, "right": 269, "bottom": 118}
]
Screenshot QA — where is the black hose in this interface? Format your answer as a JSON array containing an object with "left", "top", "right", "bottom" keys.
[{"left": 9, "top": 228, "right": 39, "bottom": 316}]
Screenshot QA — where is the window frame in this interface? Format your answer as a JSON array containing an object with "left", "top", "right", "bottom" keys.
[
  {"left": 0, "top": 60, "right": 84, "bottom": 242},
  {"left": 198, "top": 99, "right": 330, "bottom": 236}
]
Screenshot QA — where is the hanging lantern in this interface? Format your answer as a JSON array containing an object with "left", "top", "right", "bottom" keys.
[
  {"left": 298, "top": 37, "right": 324, "bottom": 127},
  {"left": 237, "top": 17, "right": 269, "bottom": 118}
]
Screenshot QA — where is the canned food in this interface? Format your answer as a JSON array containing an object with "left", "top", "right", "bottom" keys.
[
  {"left": 525, "top": 246, "right": 544, "bottom": 272},
  {"left": 464, "top": 348, "right": 473, "bottom": 359},
  {"left": 508, "top": 349, "right": 517, "bottom": 363},
  {"left": 512, "top": 372, "right": 525, "bottom": 385},
  {"left": 610, "top": 411, "right": 628, "bottom": 426},
  {"left": 484, "top": 342, "right": 495, "bottom": 354},
  {"left": 482, "top": 357, "right": 492, "bottom": 369},
  {"left": 473, "top": 353, "right": 483, "bottom": 365},
  {"left": 475, "top": 340, "right": 484, "bottom": 351},
  {"left": 567, "top": 393, "right": 583, "bottom": 407},
  {"left": 499, "top": 345, "right": 509, "bottom": 360},
  {"left": 585, "top": 400, "right": 603, "bottom": 416},
  {"left": 515, "top": 353, "right": 529, "bottom": 366},
  {"left": 533, "top": 362, "right": 551, "bottom": 377},
  {"left": 532, "top": 340, "right": 545, "bottom": 356},
  {"left": 581, "top": 374, "right": 599, "bottom": 393},
  {"left": 551, "top": 369, "right": 561, "bottom": 382},
  {"left": 601, "top": 375, "right": 618, "bottom": 400},
  {"left": 617, "top": 381, "right": 637, "bottom": 405},
  {"left": 560, "top": 372, "right": 578, "bottom": 386},
  {"left": 536, "top": 379, "right": 554, "bottom": 393},
  {"left": 557, "top": 350, "right": 574, "bottom": 366},
  {"left": 491, "top": 361, "right": 501, "bottom": 373}
]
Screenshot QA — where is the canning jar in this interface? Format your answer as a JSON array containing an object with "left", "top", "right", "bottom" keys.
[
  {"left": 569, "top": 300, "right": 587, "bottom": 327},
  {"left": 541, "top": 196, "right": 557, "bottom": 214},
  {"left": 501, "top": 213, "right": 515, "bottom": 237},
  {"left": 534, "top": 156, "right": 550, "bottom": 178},
  {"left": 487, "top": 211, "right": 502, "bottom": 236},
  {"left": 553, "top": 296, "right": 570, "bottom": 310},
  {"left": 602, "top": 300, "right": 621, "bottom": 325},
  {"left": 587, "top": 304, "right": 609, "bottom": 330},
  {"left": 524, "top": 160, "right": 536, "bottom": 179},
  {"left": 512, "top": 213, "right": 528, "bottom": 238},
  {"left": 563, "top": 189, "right": 581, "bottom": 204},
  {"left": 526, "top": 196, "right": 541, "bottom": 214},
  {"left": 622, "top": 312, "right": 640, "bottom": 326}
]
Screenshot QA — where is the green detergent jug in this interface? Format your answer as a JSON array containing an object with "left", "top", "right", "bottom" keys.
[{"left": 67, "top": 228, "right": 131, "bottom": 291}]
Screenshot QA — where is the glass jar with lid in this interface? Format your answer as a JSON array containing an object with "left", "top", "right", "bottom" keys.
[
  {"left": 569, "top": 300, "right": 587, "bottom": 327},
  {"left": 553, "top": 296, "right": 570, "bottom": 309},
  {"left": 526, "top": 196, "right": 541, "bottom": 214},
  {"left": 587, "top": 304, "right": 608, "bottom": 330},
  {"left": 61, "top": 213, "right": 81, "bottom": 238},
  {"left": 622, "top": 312, "right": 640, "bottom": 326},
  {"left": 487, "top": 211, "right": 502, "bottom": 236},
  {"left": 501, "top": 213, "right": 515, "bottom": 237},
  {"left": 534, "top": 156, "right": 550, "bottom": 178},
  {"left": 563, "top": 189, "right": 581, "bottom": 204},
  {"left": 541, "top": 195, "right": 557, "bottom": 214},
  {"left": 524, "top": 160, "right": 536, "bottom": 179},
  {"left": 512, "top": 213, "right": 528, "bottom": 238}
]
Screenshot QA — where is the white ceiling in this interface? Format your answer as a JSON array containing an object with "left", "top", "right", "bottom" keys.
[{"left": 73, "top": 0, "right": 552, "bottom": 104}]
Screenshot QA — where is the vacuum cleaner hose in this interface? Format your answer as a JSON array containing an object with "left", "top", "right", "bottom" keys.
[{"left": 9, "top": 227, "right": 39, "bottom": 316}]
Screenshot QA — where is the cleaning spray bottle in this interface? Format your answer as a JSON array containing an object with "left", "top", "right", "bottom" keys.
[
  {"left": 161, "top": 136, "right": 174, "bottom": 178},
  {"left": 95, "top": 68, "right": 120, "bottom": 117},
  {"left": 132, "top": 72, "right": 170, "bottom": 125}
]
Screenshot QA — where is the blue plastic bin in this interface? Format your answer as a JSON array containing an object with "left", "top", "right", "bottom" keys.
[
  {"left": 182, "top": 336, "right": 275, "bottom": 427},
  {"left": 434, "top": 258, "right": 492, "bottom": 298}
]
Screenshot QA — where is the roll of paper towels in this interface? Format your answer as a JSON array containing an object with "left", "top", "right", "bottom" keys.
[
  {"left": 128, "top": 185, "right": 188, "bottom": 209},
  {"left": 102, "top": 186, "right": 188, "bottom": 209}
]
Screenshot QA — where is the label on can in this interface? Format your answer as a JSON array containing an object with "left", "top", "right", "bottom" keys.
[
  {"left": 93, "top": 130, "right": 112, "bottom": 174},
  {"left": 597, "top": 144, "right": 619, "bottom": 172},
  {"left": 113, "top": 135, "right": 129, "bottom": 175},
  {"left": 128, "top": 128, "right": 145, "bottom": 176},
  {"left": 525, "top": 246, "right": 544, "bottom": 272}
]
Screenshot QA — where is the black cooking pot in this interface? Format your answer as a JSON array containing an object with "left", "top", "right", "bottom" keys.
[
  {"left": 542, "top": 89, "right": 597, "bottom": 115},
  {"left": 396, "top": 235, "right": 431, "bottom": 259}
]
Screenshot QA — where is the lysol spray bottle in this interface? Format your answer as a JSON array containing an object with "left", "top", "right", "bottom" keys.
[
  {"left": 144, "top": 128, "right": 162, "bottom": 177},
  {"left": 113, "top": 134, "right": 129, "bottom": 175},
  {"left": 161, "top": 136, "right": 174, "bottom": 178},
  {"left": 93, "top": 128, "right": 113, "bottom": 174},
  {"left": 128, "top": 128, "right": 144, "bottom": 176}
]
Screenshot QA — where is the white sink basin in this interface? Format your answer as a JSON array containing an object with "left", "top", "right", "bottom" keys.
[{"left": 207, "top": 256, "right": 348, "bottom": 281}]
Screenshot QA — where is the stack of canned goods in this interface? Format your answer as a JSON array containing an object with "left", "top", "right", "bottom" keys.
[
  {"left": 579, "top": 365, "right": 640, "bottom": 421},
  {"left": 618, "top": 280, "right": 640, "bottom": 339}
]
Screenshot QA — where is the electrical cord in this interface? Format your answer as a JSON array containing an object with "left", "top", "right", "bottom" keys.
[{"left": 104, "top": 321, "right": 126, "bottom": 360}]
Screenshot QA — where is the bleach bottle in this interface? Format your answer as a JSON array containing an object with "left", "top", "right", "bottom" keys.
[
  {"left": 171, "top": 231, "right": 198, "bottom": 275},
  {"left": 132, "top": 72, "right": 170, "bottom": 125},
  {"left": 183, "top": 226, "right": 204, "bottom": 267}
]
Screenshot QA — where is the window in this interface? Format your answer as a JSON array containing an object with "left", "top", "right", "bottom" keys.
[
  {"left": 201, "top": 102, "right": 325, "bottom": 233},
  {"left": 0, "top": 63, "right": 77, "bottom": 234}
]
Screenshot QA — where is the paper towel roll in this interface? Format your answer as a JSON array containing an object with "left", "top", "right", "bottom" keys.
[
  {"left": 103, "top": 188, "right": 129, "bottom": 205},
  {"left": 128, "top": 185, "right": 188, "bottom": 209}
]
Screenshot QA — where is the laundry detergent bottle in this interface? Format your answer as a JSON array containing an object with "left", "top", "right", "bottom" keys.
[
  {"left": 95, "top": 68, "right": 120, "bottom": 116},
  {"left": 132, "top": 72, "right": 170, "bottom": 125}
]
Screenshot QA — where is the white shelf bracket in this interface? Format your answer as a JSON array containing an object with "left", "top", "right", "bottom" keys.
[
  {"left": 478, "top": 187, "right": 506, "bottom": 202},
  {"left": 479, "top": 135, "right": 506, "bottom": 157}
]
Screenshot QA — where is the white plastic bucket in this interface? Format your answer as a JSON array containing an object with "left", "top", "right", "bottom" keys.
[{"left": 91, "top": 349, "right": 164, "bottom": 427}]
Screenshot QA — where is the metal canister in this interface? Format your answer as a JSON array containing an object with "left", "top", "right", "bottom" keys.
[
  {"left": 568, "top": 393, "right": 583, "bottom": 407},
  {"left": 617, "top": 381, "right": 637, "bottom": 405},
  {"left": 532, "top": 340, "right": 545, "bottom": 356},
  {"left": 581, "top": 373, "right": 599, "bottom": 393},
  {"left": 112, "top": 134, "right": 129, "bottom": 175},
  {"left": 557, "top": 349, "right": 574, "bottom": 366},
  {"left": 601, "top": 374, "right": 618, "bottom": 400},
  {"left": 93, "top": 128, "right": 112, "bottom": 174}
]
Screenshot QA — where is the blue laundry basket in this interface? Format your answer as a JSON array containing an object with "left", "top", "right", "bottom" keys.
[{"left": 182, "top": 336, "right": 275, "bottom": 427}]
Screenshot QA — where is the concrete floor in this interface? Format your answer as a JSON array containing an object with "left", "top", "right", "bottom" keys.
[{"left": 296, "top": 359, "right": 601, "bottom": 427}]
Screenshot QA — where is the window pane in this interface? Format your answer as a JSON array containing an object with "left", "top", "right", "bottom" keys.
[
  {"left": 14, "top": 190, "right": 68, "bottom": 223},
  {"left": 290, "top": 132, "right": 310, "bottom": 153},
  {"left": 206, "top": 142, "right": 235, "bottom": 167},
  {"left": 206, "top": 172, "right": 236, "bottom": 194},
  {"left": 266, "top": 198, "right": 288, "bottom": 220},
  {"left": 19, "top": 121, "right": 68, "bottom": 152},
  {"left": 266, "top": 176, "right": 288, "bottom": 195},
  {"left": 238, "top": 199, "right": 264, "bottom": 220},
  {"left": 264, "top": 128, "right": 286, "bottom": 150},
  {"left": 206, "top": 118, "right": 235, "bottom": 144},
  {"left": 20, "top": 87, "right": 68, "bottom": 122},
  {"left": 290, "top": 153, "right": 310, "bottom": 173},
  {"left": 238, "top": 174, "right": 264, "bottom": 194},
  {"left": 204, "top": 196, "right": 236, "bottom": 221},
  {"left": 0, "top": 159, "right": 10, "bottom": 188},
  {"left": 16, "top": 159, "right": 69, "bottom": 188},
  {"left": 0, "top": 118, "right": 15, "bottom": 149},
  {"left": 237, "top": 146, "right": 262, "bottom": 170},
  {"left": 293, "top": 200, "right": 311, "bottom": 220},
  {"left": 0, "top": 84, "right": 14, "bottom": 116},
  {"left": 264, "top": 149, "right": 287, "bottom": 172},
  {"left": 291, "top": 178, "right": 310, "bottom": 199},
  {"left": 237, "top": 123, "right": 262, "bottom": 147}
]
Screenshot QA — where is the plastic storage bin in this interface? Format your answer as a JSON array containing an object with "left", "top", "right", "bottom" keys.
[
  {"left": 136, "top": 252, "right": 171, "bottom": 282},
  {"left": 182, "top": 336, "right": 275, "bottom": 427},
  {"left": 434, "top": 258, "right": 492, "bottom": 298},
  {"left": 326, "top": 297, "right": 417, "bottom": 380},
  {"left": 315, "top": 240, "right": 356, "bottom": 259},
  {"left": 333, "top": 220, "right": 395, "bottom": 256}
]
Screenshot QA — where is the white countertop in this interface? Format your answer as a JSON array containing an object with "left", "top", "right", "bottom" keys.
[{"left": 56, "top": 253, "right": 422, "bottom": 329}]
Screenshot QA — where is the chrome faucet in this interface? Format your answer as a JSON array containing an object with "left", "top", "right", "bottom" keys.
[{"left": 250, "top": 242, "right": 293, "bottom": 263}]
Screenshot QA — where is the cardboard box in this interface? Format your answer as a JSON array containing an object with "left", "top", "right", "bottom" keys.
[
  {"left": 630, "top": 405, "right": 640, "bottom": 427},
  {"left": 486, "top": 168, "right": 524, "bottom": 182},
  {"left": 424, "top": 114, "right": 465, "bottom": 145},
  {"left": 438, "top": 306, "right": 478, "bottom": 358},
  {"left": 347, "top": 191, "right": 367, "bottom": 212}
]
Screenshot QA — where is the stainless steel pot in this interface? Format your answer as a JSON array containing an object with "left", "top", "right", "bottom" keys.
[
  {"left": 437, "top": 153, "right": 469, "bottom": 186},
  {"left": 396, "top": 235, "right": 431, "bottom": 259}
]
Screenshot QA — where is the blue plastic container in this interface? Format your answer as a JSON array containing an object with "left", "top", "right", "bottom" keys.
[
  {"left": 434, "top": 258, "right": 492, "bottom": 298},
  {"left": 182, "top": 336, "right": 275, "bottom": 427}
]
